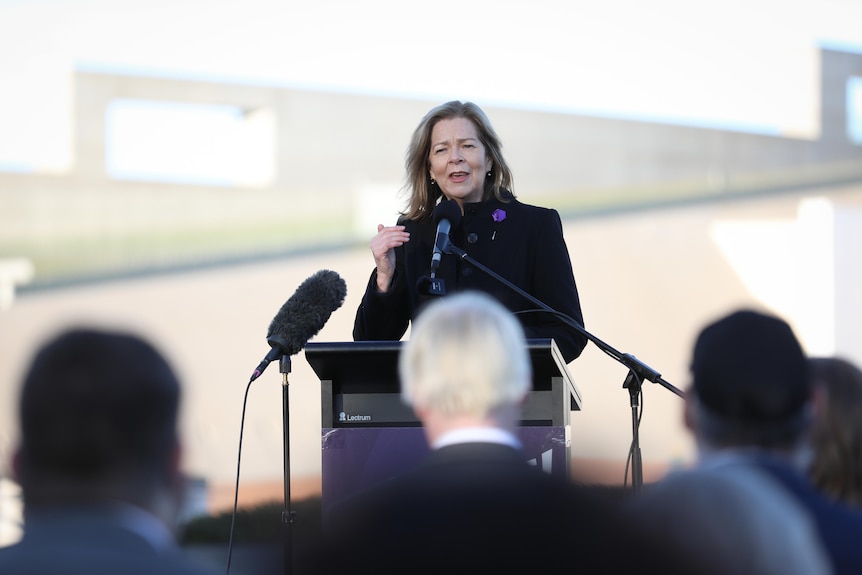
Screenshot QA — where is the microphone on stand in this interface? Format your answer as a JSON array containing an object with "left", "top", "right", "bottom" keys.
[
  {"left": 250, "top": 269, "right": 347, "bottom": 382},
  {"left": 418, "top": 200, "right": 462, "bottom": 296},
  {"left": 430, "top": 200, "right": 462, "bottom": 276},
  {"left": 238, "top": 269, "right": 346, "bottom": 575}
]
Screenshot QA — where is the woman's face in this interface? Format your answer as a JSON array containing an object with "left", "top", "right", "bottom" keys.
[{"left": 428, "top": 117, "right": 492, "bottom": 206}]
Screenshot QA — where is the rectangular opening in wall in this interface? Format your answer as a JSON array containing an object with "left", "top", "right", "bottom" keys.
[
  {"left": 848, "top": 76, "right": 862, "bottom": 145},
  {"left": 106, "top": 99, "right": 275, "bottom": 186}
]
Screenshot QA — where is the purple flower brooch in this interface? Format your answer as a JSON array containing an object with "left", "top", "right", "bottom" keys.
[{"left": 490, "top": 209, "right": 506, "bottom": 240}]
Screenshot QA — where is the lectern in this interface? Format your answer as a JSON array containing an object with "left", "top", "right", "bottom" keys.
[{"left": 305, "top": 338, "right": 581, "bottom": 513}]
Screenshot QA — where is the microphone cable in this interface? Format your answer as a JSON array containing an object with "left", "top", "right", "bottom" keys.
[
  {"left": 622, "top": 371, "right": 645, "bottom": 490},
  {"left": 225, "top": 376, "right": 255, "bottom": 575}
]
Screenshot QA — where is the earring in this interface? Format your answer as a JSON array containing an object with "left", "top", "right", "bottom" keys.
[
  {"left": 430, "top": 178, "right": 436, "bottom": 186},
  {"left": 486, "top": 171, "right": 492, "bottom": 178}
]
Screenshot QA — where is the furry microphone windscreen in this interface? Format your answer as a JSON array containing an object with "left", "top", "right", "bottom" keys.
[{"left": 266, "top": 269, "right": 347, "bottom": 356}]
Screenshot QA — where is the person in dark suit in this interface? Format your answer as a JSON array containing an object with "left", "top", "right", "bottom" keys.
[
  {"left": 630, "top": 309, "right": 862, "bottom": 575},
  {"left": 0, "top": 327, "right": 220, "bottom": 575},
  {"left": 318, "top": 292, "right": 709, "bottom": 575},
  {"left": 353, "top": 100, "right": 587, "bottom": 364}
]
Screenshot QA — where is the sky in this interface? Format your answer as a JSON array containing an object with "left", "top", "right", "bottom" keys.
[{"left": 1, "top": 0, "right": 861, "bottom": 173}]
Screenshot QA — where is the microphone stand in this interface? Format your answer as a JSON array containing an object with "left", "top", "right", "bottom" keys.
[
  {"left": 440, "top": 239, "right": 683, "bottom": 492},
  {"left": 279, "top": 355, "right": 295, "bottom": 575}
]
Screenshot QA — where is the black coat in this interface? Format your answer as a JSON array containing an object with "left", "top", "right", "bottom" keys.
[
  {"left": 353, "top": 195, "right": 587, "bottom": 363},
  {"left": 313, "top": 442, "right": 712, "bottom": 575},
  {"left": 756, "top": 455, "right": 862, "bottom": 575},
  {"left": 0, "top": 508, "right": 223, "bottom": 575}
]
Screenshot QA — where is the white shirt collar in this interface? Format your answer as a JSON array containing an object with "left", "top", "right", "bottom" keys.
[{"left": 432, "top": 427, "right": 522, "bottom": 451}]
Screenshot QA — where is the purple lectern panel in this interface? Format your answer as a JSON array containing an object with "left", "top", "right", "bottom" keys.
[{"left": 321, "top": 426, "right": 568, "bottom": 515}]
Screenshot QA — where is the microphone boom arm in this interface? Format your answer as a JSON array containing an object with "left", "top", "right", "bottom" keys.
[{"left": 441, "top": 238, "right": 682, "bottom": 397}]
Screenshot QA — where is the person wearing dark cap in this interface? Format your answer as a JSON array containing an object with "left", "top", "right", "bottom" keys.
[
  {"left": 688, "top": 309, "right": 862, "bottom": 575},
  {"left": 689, "top": 308, "right": 814, "bottom": 449},
  {"left": 627, "top": 309, "right": 860, "bottom": 575},
  {"left": 0, "top": 327, "right": 222, "bottom": 575}
]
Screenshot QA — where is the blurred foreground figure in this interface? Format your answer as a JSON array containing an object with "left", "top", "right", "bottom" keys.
[
  {"left": 628, "top": 309, "right": 861, "bottom": 574},
  {"left": 0, "top": 327, "right": 220, "bottom": 575},
  {"left": 807, "top": 356, "right": 862, "bottom": 507},
  {"left": 317, "top": 291, "right": 710, "bottom": 575}
]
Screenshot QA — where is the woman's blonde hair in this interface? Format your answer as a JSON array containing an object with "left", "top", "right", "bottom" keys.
[{"left": 402, "top": 101, "right": 515, "bottom": 221}]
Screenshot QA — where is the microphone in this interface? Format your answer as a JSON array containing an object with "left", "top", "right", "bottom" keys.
[
  {"left": 418, "top": 200, "right": 462, "bottom": 296},
  {"left": 250, "top": 269, "right": 347, "bottom": 381},
  {"left": 429, "top": 199, "right": 462, "bottom": 276}
]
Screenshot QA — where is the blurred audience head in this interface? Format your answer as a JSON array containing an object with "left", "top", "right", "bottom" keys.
[
  {"left": 685, "top": 309, "right": 812, "bottom": 453},
  {"left": 807, "top": 356, "right": 862, "bottom": 506},
  {"left": 14, "top": 327, "right": 184, "bottom": 522}
]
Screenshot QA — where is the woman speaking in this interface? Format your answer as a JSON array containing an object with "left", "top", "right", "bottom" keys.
[{"left": 353, "top": 100, "right": 587, "bottom": 363}]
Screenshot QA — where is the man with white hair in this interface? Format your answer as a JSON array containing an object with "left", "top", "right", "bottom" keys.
[
  {"left": 315, "top": 292, "right": 706, "bottom": 575},
  {"left": 398, "top": 289, "right": 532, "bottom": 454}
]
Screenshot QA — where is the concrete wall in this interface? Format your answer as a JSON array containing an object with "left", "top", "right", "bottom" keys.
[
  {"left": 69, "top": 48, "right": 861, "bottom": 197},
  {"left": 1, "top": 49, "right": 859, "bottom": 289}
]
